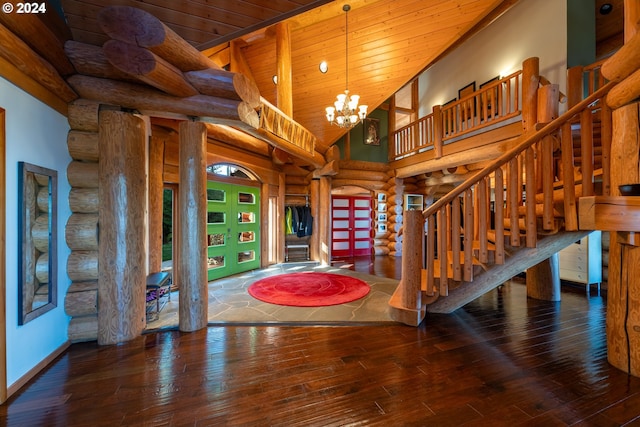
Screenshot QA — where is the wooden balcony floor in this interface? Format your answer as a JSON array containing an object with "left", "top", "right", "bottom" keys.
[{"left": 3, "top": 272, "right": 639, "bottom": 426}]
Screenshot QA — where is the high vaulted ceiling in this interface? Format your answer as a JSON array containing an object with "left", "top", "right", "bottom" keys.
[{"left": 59, "top": 0, "right": 516, "bottom": 154}]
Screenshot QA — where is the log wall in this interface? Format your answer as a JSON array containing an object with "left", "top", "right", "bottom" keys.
[{"left": 65, "top": 99, "right": 100, "bottom": 342}]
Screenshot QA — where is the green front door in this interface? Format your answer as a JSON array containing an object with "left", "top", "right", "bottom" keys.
[{"left": 206, "top": 181, "right": 260, "bottom": 281}]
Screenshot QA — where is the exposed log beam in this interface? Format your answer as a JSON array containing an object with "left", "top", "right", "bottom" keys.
[
  {"left": 0, "top": 11, "right": 75, "bottom": 76},
  {"left": 97, "top": 6, "right": 222, "bottom": 72},
  {"left": 152, "top": 118, "right": 271, "bottom": 159},
  {"left": 0, "top": 55, "right": 67, "bottom": 115},
  {"left": 68, "top": 75, "right": 259, "bottom": 128},
  {"left": 313, "top": 160, "right": 339, "bottom": 178},
  {"left": 204, "top": 123, "right": 271, "bottom": 158},
  {"left": 65, "top": 41, "right": 138, "bottom": 82},
  {"left": 185, "top": 68, "right": 260, "bottom": 109},
  {"left": 240, "top": 126, "right": 326, "bottom": 168},
  {"left": 103, "top": 40, "right": 199, "bottom": 98},
  {"left": 0, "top": 23, "right": 77, "bottom": 103}
]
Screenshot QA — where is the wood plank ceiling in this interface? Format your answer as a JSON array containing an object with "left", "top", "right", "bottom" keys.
[{"left": 58, "top": 0, "right": 514, "bottom": 154}]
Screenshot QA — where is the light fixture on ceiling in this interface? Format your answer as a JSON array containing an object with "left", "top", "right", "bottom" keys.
[
  {"left": 319, "top": 61, "right": 328, "bottom": 73},
  {"left": 324, "top": 4, "right": 367, "bottom": 128}
]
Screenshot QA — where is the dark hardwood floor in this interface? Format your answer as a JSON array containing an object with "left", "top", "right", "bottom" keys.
[{"left": 3, "top": 259, "right": 640, "bottom": 426}]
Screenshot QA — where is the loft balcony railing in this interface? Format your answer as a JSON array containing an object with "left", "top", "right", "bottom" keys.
[
  {"left": 258, "top": 98, "right": 316, "bottom": 155},
  {"left": 392, "top": 71, "right": 523, "bottom": 160}
]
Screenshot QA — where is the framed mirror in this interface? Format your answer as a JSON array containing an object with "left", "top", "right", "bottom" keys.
[{"left": 18, "top": 162, "right": 57, "bottom": 324}]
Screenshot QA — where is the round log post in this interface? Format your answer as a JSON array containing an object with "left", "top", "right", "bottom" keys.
[
  {"left": 401, "top": 209, "right": 424, "bottom": 310},
  {"left": 318, "top": 176, "right": 332, "bottom": 265},
  {"left": 98, "top": 110, "right": 147, "bottom": 345},
  {"left": 526, "top": 253, "right": 561, "bottom": 301},
  {"left": 309, "top": 179, "right": 320, "bottom": 262},
  {"left": 148, "top": 134, "right": 165, "bottom": 273},
  {"left": 178, "top": 120, "right": 208, "bottom": 332},
  {"left": 606, "top": 3, "right": 640, "bottom": 377},
  {"left": 521, "top": 57, "right": 539, "bottom": 132}
]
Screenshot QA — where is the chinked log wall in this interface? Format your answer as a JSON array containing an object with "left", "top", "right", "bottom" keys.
[
  {"left": 65, "top": 101, "right": 150, "bottom": 344},
  {"left": 65, "top": 99, "right": 100, "bottom": 342}
]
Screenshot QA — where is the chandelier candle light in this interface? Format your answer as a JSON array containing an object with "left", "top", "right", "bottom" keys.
[{"left": 325, "top": 4, "right": 367, "bottom": 128}]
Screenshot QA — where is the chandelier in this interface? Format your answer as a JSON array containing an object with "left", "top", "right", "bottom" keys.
[{"left": 325, "top": 4, "right": 367, "bottom": 128}]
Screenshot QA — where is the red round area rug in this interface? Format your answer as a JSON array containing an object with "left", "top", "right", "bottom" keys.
[{"left": 248, "top": 272, "right": 370, "bottom": 307}]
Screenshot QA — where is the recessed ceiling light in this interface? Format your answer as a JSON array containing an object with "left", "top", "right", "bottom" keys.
[
  {"left": 272, "top": 75, "right": 278, "bottom": 85},
  {"left": 600, "top": 3, "right": 613, "bottom": 15},
  {"left": 319, "top": 61, "right": 328, "bottom": 73}
]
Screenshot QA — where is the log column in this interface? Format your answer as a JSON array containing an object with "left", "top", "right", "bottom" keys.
[
  {"left": 526, "top": 254, "right": 561, "bottom": 302},
  {"left": 605, "top": 1, "right": 640, "bottom": 376},
  {"left": 526, "top": 83, "right": 561, "bottom": 301},
  {"left": 98, "top": 110, "right": 148, "bottom": 345},
  {"left": 177, "top": 121, "right": 208, "bottom": 332},
  {"left": 148, "top": 132, "right": 165, "bottom": 272},
  {"left": 310, "top": 179, "right": 320, "bottom": 261},
  {"left": 318, "top": 176, "right": 332, "bottom": 265}
]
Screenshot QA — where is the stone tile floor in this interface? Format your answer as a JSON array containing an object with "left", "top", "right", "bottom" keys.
[{"left": 146, "top": 261, "right": 399, "bottom": 331}]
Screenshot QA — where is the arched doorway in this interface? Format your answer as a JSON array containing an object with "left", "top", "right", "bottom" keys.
[{"left": 205, "top": 163, "right": 261, "bottom": 280}]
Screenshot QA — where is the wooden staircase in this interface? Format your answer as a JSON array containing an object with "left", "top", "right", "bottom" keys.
[{"left": 389, "top": 79, "right": 615, "bottom": 326}]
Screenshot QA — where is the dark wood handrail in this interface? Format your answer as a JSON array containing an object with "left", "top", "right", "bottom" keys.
[{"left": 422, "top": 81, "right": 616, "bottom": 218}]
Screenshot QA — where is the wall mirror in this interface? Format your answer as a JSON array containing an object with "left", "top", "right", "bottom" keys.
[{"left": 18, "top": 161, "right": 57, "bottom": 324}]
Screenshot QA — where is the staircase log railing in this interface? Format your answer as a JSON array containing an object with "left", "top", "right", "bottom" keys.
[
  {"left": 392, "top": 71, "right": 522, "bottom": 160},
  {"left": 567, "top": 59, "right": 612, "bottom": 195},
  {"left": 415, "top": 81, "right": 615, "bottom": 299}
]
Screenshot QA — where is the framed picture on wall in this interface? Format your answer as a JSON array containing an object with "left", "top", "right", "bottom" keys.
[{"left": 363, "top": 117, "right": 380, "bottom": 145}]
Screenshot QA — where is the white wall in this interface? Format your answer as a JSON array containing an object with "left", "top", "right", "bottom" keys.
[
  {"left": 419, "top": 0, "right": 567, "bottom": 116},
  {"left": 1, "top": 78, "right": 71, "bottom": 387}
]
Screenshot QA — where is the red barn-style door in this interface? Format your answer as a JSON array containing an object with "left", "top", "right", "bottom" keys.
[{"left": 331, "top": 195, "right": 372, "bottom": 258}]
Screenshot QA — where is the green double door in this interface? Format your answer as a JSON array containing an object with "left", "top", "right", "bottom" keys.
[{"left": 206, "top": 181, "right": 260, "bottom": 281}]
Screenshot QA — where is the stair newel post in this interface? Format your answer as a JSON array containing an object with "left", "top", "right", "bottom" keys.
[
  {"left": 389, "top": 209, "right": 426, "bottom": 326},
  {"left": 401, "top": 209, "right": 423, "bottom": 310}
]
